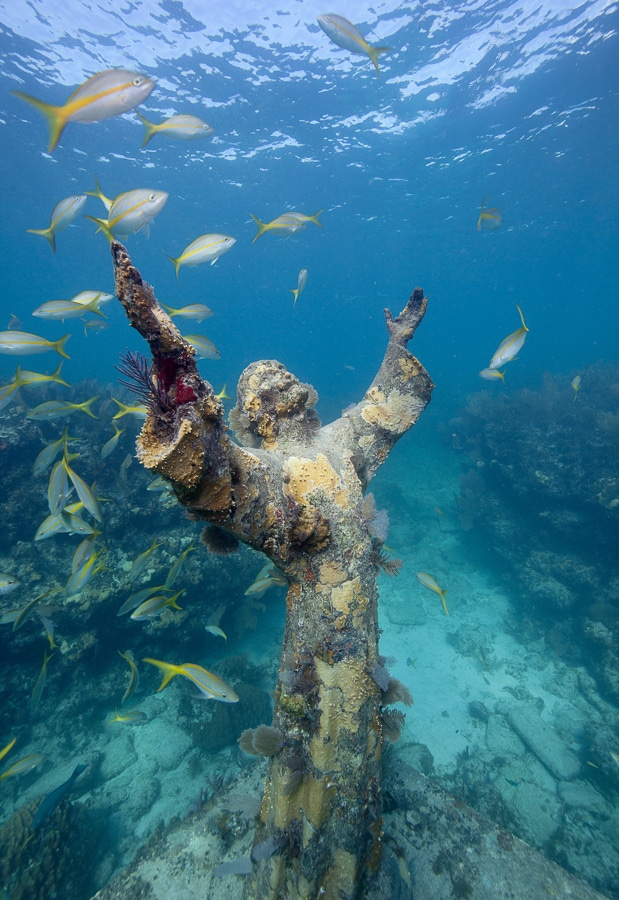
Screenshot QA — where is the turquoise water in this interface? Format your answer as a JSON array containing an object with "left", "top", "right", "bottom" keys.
[{"left": 1, "top": 2, "right": 618, "bottom": 898}]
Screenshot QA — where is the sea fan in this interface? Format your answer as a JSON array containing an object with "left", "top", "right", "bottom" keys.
[
  {"left": 115, "top": 349, "right": 174, "bottom": 420},
  {"left": 381, "top": 709, "right": 406, "bottom": 742},
  {"left": 370, "top": 547, "right": 402, "bottom": 576}
]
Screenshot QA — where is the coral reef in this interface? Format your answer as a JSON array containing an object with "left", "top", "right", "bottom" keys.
[{"left": 450, "top": 364, "right": 619, "bottom": 701}]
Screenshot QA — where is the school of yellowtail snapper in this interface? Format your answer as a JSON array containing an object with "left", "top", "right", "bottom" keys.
[{"left": 0, "top": 12, "right": 525, "bottom": 794}]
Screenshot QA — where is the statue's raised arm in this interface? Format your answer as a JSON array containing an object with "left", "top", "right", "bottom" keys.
[{"left": 112, "top": 241, "right": 434, "bottom": 899}]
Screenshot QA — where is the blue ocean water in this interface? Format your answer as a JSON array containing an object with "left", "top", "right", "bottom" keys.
[{"left": 1, "top": 1, "right": 619, "bottom": 897}]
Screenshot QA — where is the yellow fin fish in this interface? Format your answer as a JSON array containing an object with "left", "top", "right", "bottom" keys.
[
  {"left": 111, "top": 398, "right": 147, "bottom": 419},
  {"left": 489, "top": 306, "right": 529, "bottom": 369},
  {"left": 291, "top": 268, "right": 308, "bottom": 307},
  {"left": 166, "top": 234, "right": 236, "bottom": 277},
  {"left": 13, "top": 69, "right": 155, "bottom": 152},
  {"left": 109, "top": 708, "right": 147, "bottom": 724},
  {"left": 118, "top": 650, "right": 140, "bottom": 704},
  {"left": 27, "top": 195, "right": 87, "bottom": 252},
  {"left": 477, "top": 194, "right": 503, "bottom": 231},
  {"left": 479, "top": 367, "right": 505, "bottom": 382},
  {"left": 416, "top": 571, "right": 449, "bottom": 616},
  {"left": 0, "top": 738, "right": 16, "bottom": 764},
  {"left": 0, "top": 752, "right": 45, "bottom": 781},
  {"left": 136, "top": 111, "right": 214, "bottom": 146},
  {"left": 250, "top": 212, "right": 306, "bottom": 242},
  {"left": 130, "top": 590, "right": 184, "bottom": 621},
  {"left": 317, "top": 14, "right": 390, "bottom": 76},
  {"left": 214, "top": 384, "right": 231, "bottom": 401},
  {"left": 31, "top": 650, "right": 54, "bottom": 710},
  {"left": 571, "top": 375, "right": 581, "bottom": 401},
  {"left": 142, "top": 658, "right": 239, "bottom": 703},
  {"left": 0, "top": 331, "right": 71, "bottom": 359}
]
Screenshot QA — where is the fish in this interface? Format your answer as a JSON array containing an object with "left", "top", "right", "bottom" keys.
[
  {"left": 0, "top": 752, "right": 45, "bottom": 782},
  {"left": 14, "top": 361, "right": 70, "bottom": 388},
  {"left": 142, "top": 657, "right": 239, "bottom": 703},
  {"left": 32, "top": 298, "right": 106, "bottom": 320},
  {"left": 13, "top": 69, "right": 155, "bottom": 151},
  {"left": 33, "top": 428, "right": 78, "bottom": 476},
  {"left": 26, "top": 195, "right": 87, "bottom": 252},
  {"left": 31, "top": 763, "right": 87, "bottom": 830},
  {"left": 111, "top": 398, "right": 147, "bottom": 419},
  {"left": 166, "top": 233, "right": 236, "bottom": 277},
  {"left": 571, "top": 375, "right": 581, "bottom": 400},
  {"left": 250, "top": 212, "right": 305, "bottom": 242},
  {"left": 291, "top": 268, "right": 308, "bottom": 307},
  {"left": 317, "top": 14, "right": 390, "bottom": 76},
  {"left": 70, "top": 536, "right": 98, "bottom": 574},
  {"left": 489, "top": 306, "right": 529, "bottom": 369},
  {"left": 109, "top": 708, "right": 147, "bottom": 724},
  {"left": 34, "top": 503, "right": 90, "bottom": 542},
  {"left": 610, "top": 750, "right": 619, "bottom": 768},
  {"left": 244, "top": 563, "right": 288, "bottom": 596},
  {"left": 86, "top": 188, "right": 169, "bottom": 241},
  {"left": 85, "top": 175, "right": 114, "bottom": 211},
  {"left": 161, "top": 303, "right": 214, "bottom": 322},
  {"left": 61, "top": 456, "right": 103, "bottom": 521},
  {"left": 116, "top": 583, "right": 169, "bottom": 617},
  {"left": 416, "top": 571, "right": 449, "bottom": 616},
  {"left": 184, "top": 334, "right": 220, "bottom": 360},
  {"left": 40, "top": 615, "right": 57, "bottom": 650},
  {"left": 284, "top": 210, "right": 323, "bottom": 227},
  {"left": 214, "top": 384, "right": 231, "bottom": 401},
  {"left": 64, "top": 548, "right": 105, "bottom": 597},
  {"left": 0, "top": 331, "right": 71, "bottom": 358},
  {"left": 7, "top": 313, "right": 22, "bottom": 329},
  {"left": 136, "top": 111, "right": 214, "bottom": 146},
  {"left": 0, "top": 574, "right": 20, "bottom": 595},
  {"left": 165, "top": 541, "right": 196, "bottom": 589},
  {"left": 477, "top": 194, "right": 503, "bottom": 231},
  {"left": 128, "top": 537, "right": 161, "bottom": 583},
  {"left": 31, "top": 649, "right": 54, "bottom": 710},
  {"left": 479, "top": 368, "right": 505, "bottom": 382},
  {"left": 101, "top": 423, "right": 125, "bottom": 459},
  {"left": 130, "top": 590, "right": 184, "bottom": 621},
  {"left": 118, "top": 650, "right": 140, "bottom": 703},
  {"left": 26, "top": 396, "right": 99, "bottom": 420},
  {"left": 48, "top": 458, "right": 72, "bottom": 515},
  {"left": 71, "top": 290, "right": 114, "bottom": 307},
  {"left": 205, "top": 624, "right": 227, "bottom": 643},
  {"left": 0, "top": 738, "right": 16, "bottom": 764}
]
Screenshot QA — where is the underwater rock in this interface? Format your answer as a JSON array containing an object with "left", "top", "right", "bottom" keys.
[{"left": 505, "top": 706, "right": 580, "bottom": 781}]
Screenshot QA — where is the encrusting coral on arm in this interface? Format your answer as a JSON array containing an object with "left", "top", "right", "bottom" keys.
[{"left": 111, "top": 240, "right": 434, "bottom": 899}]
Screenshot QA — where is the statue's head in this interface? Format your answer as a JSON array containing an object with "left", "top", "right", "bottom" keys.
[{"left": 229, "top": 360, "right": 320, "bottom": 449}]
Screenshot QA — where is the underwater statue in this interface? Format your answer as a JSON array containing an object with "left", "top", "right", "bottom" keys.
[{"left": 111, "top": 241, "right": 434, "bottom": 899}]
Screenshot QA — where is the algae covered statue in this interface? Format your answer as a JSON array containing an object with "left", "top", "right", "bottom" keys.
[{"left": 111, "top": 241, "right": 434, "bottom": 899}]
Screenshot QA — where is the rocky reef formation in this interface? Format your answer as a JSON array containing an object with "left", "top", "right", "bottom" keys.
[
  {"left": 450, "top": 364, "right": 619, "bottom": 702},
  {"left": 111, "top": 240, "right": 434, "bottom": 898}
]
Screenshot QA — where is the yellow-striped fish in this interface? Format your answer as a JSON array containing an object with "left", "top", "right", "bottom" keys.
[
  {"left": 166, "top": 233, "right": 236, "bottom": 277},
  {"left": 118, "top": 650, "right": 140, "bottom": 703},
  {"left": 161, "top": 303, "right": 214, "bottom": 322},
  {"left": 143, "top": 657, "right": 239, "bottom": 703},
  {"left": 416, "top": 571, "right": 449, "bottom": 616},
  {"left": 27, "top": 195, "right": 87, "bottom": 252},
  {"left": 136, "top": 111, "right": 214, "bottom": 147},
  {"left": 31, "top": 650, "right": 54, "bottom": 710},
  {"left": 317, "top": 14, "right": 390, "bottom": 76},
  {"left": 13, "top": 69, "right": 155, "bottom": 152},
  {"left": 250, "top": 212, "right": 306, "bottom": 242},
  {"left": 130, "top": 590, "right": 184, "bottom": 621},
  {"left": 0, "top": 331, "right": 70, "bottom": 358},
  {"left": 477, "top": 195, "right": 503, "bottom": 231},
  {"left": 291, "top": 268, "right": 308, "bottom": 307},
  {"left": 109, "top": 708, "right": 147, "bottom": 724},
  {"left": 489, "top": 306, "right": 529, "bottom": 369},
  {"left": 86, "top": 188, "right": 168, "bottom": 241}
]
